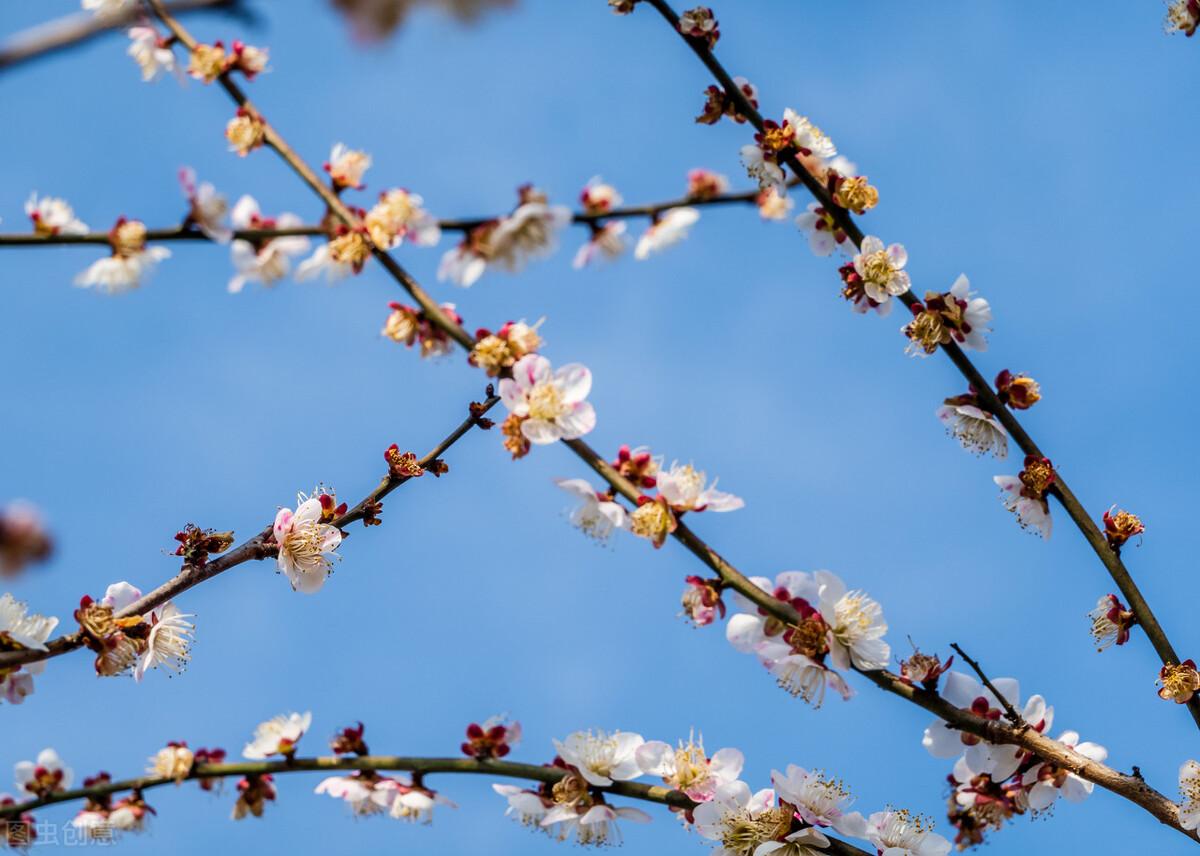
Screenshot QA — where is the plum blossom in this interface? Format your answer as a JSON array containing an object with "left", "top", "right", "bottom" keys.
[
  {"left": 1021, "top": 730, "right": 1106, "bottom": 811},
  {"left": 439, "top": 190, "right": 570, "bottom": 285},
  {"left": 1159, "top": 660, "right": 1200, "bottom": 703},
  {"left": 864, "top": 809, "right": 952, "bottom": 856},
  {"left": 1179, "top": 760, "right": 1200, "bottom": 830},
  {"left": 795, "top": 202, "right": 852, "bottom": 257},
  {"left": 815, "top": 571, "right": 890, "bottom": 671},
  {"left": 540, "top": 802, "right": 650, "bottom": 846},
  {"left": 725, "top": 571, "right": 820, "bottom": 654},
  {"left": 580, "top": 176, "right": 622, "bottom": 215},
  {"left": 1165, "top": 0, "right": 1200, "bottom": 35},
  {"left": 696, "top": 76, "right": 758, "bottom": 125},
  {"left": 273, "top": 492, "right": 344, "bottom": 593},
  {"left": 75, "top": 218, "right": 171, "bottom": 294},
  {"left": 994, "top": 456, "right": 1055, "bottom": 538},
  {"left": 127, "top": 27, "right": 179, "bottom": 82},
  {"left": 678, "top": 7, "right": 719, "bottom": 47},
  {"left": 148, "top": 742, "right": 194, "bottom": 783},
  {"left": 686, "top": 168, "right": 729, "bottom": 200},
  {"left": 365, "top": 188, "right": 440, "bottom": 249},
  {"left": 0, "top": 501, "right": 53, "bottom": 577},
  {"left": 179, "top": 167, "right": 231, "bottom": 242},
  {"left": 226, "top": 108, "right": 265, "bottom": 156},
  {"left": 636, "top": 734, "right": 743, "bottom": 801},
  {"left": 634, "top": 207, "right": 700, "bottom": 259},
  {"left": 1103, "top": 507, "right": 1144, "bottom": 552},
  {"left": 389, "top": 780, "right": 456, "bottom": 823},
  {"left": 756, "top": 187, "right": 793, "bottom": 221},
  {"left": 315, "top": 773, "right": 400, "bottom": 815},
  {"left": 469, "top": 318, "right": 542, "bottom": 376},
  {"left": 657, "top": 461, "right": 743, "bottom": 513},
  {"left": 1088, "top": 593, "right": 1135, "bottom": 651},
  {"left": 937, "top": 398, "right": 1008, "bottom": 459},
  {"left": 493, "top": 783, "right": 557, "bottom": 832},
  {"left": 902, "top": 275, "right": 991, "bottom": 356},
  {"left": 922, "top": 672, "right": 1052, "bottom": 781},
  {"left": 133, "top": 601, "right": 194, "bottom": 682},
  {"left": 14, "top": 748, "right": 72, "bottom": 797},
  {"left": 573, "top": 221, "right": 627, "bottom": 269},
  {"left": 295, "top": 228, "right": 372, "bottom": 282},
  {"left": 771, "top": 764, "right": 866, "bottom": 838},
  {"left": 384, "top": 301, "right": 462, "bottom": 359},
  {"left": 461, "top": 716, "right": 521, "bottom": 759},
  {"left": 741, "top": 109, "right": 835, "bottom": 190},
  {"left": 694, "top": 781, "right": 824, "bottom": 856},
  {"left": 680, "top": 575, "right": 725, "bottom": 627},
  {"left": 226, "top": 195, "right": 311, "bottom": 293},
  {"left": 552, "top": 730, "right": 644, "bottom": 787},
  {"left": 555, "top": 478, "right": 627, "bottom": 543},
  {"left": 26, "top": 193, "right": 88, "bottom": 237},
  {"left": 851, "top": 236, "right": 910, "bottom": 305},
  {"left": 324, "top": 143, "right": 372, "bottom": 190},
  {"left": 756, "top": 639, "right": 853, "bottom": 707},
  {"left": 498, "top": 354, "right": 596, "bottom": 445},
  {"left": 994, "top": 369, "right": 1042, "bottom": 410},
  {"left": 243, "top": 711, "right": 312, "bottom": 759},
  {"left": 0, "top": 594, "right": 56, "bottom": 705}
]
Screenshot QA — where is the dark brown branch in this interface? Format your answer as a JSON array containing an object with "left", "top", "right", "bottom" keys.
[
  {"left": 0, "top": 393, "right": 498, "bottom": 672},
  {"left": 640, "top": 0, "right": 1200, "bottom": 732}
]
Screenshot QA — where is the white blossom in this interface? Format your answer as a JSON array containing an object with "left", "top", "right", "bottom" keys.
[
  {"left": 227, "top": 195, "right": 311, "bottom": 293},
  {"left": 864, "top": 809, "right": 952, "bottom": 856},
  {"left": 133, "top": 601, "right": 194, "bottom": 682},
  {"left": 272, "top": 494, "right": 343, "bottom": 593},
  {"left": 499, "top": 354, "right": 596, "bottom": 445},
  {"left": 636, "top": 736, "right": 743, "bottom": 802},
  {"left": 852, "top": 236, "right": 911, "bottom": 304},
  {"left": 555, "top": 478, "right": 627, "bottom": 542},
  {"left": 14, "top": 748, "right": 72, "bottom": 796},
  {"left": 1179, "top": 760, "right": 1200, "bottom": 830},
  {"left": 573, "top": 221, "right": 627, "bottom": 269},
  {"left": 552, "top": 730, "right": 644, "bottom": 787},
  {"left": 815, "top": 570, "right": 890, "bottom": 671},
  {"left": 634, "top": 207, "right": 699, "bottom": 260},
  {"left": 657, "top": 461, "right": 743, "bottom": 513},
  {"left": 770, "top": 764, "right": 866, "bottom": 837},
  {"left": 179, "top": 167, "right": 231, "bottom": 242},
  {"left": 315, "top": 774, "right": 399, "bottom": 815},
  {"left": 127, "top": 27, "right": 179, "bottom": 82},
  {"left": 936, "top": 403, "right": 1007, "bottom": 458},
  {"left": 243, "top": 711, "right": 312, "bottom": 759},
  {"left": 25, "top": 193, "right": 88, "bottom": 236}
]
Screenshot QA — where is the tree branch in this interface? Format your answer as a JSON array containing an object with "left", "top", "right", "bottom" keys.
[
  {"left": 0, "top": 180, "right": 797, "bottom": 248},
  {"left": 639, "top": 0, "right": 1200, "bottom": 732},
  {"left": 0, "top": 392, "right": 499, "bottom": 672},
  {"left": 0, "top": 753, "right": 872, "bottom": 856},
  {"left": 0, "top": 1, "right": 251, "bottom": 72}
]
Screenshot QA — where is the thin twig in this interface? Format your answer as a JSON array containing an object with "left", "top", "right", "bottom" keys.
[
  {"left": 949, "top": 642, "right": 1023, "bottom": 725},
  {"left": 640, "top": 0, "right": 1200, "bottom": 732},
  {"left": 0, "top": 1, "right": 251, "bottom": 72},
  {"left": 0, "top": 753, "right": 872, "bottom": 856},
  {"left": 0, "top": 393, "right": 499, "bottom": 672},
  {"left": 0, "top": 181, "right": 796, "bottom": 248}
]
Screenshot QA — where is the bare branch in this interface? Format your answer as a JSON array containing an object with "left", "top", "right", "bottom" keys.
[{"left": 949, "top": 642, "right": 1023, "bottom": 725}]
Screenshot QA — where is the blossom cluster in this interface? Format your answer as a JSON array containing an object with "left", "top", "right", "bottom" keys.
[
  {"left": 554, "top": 446, "right": 743, "bottom": 548},
  {"left": 74, "top": 582, "right": 194, "bottom": 681},
  {"left": 919, "top": 671, "right": 1106, "bottom": 849},
  {"left": 725, "top": 570, "right": 889, "bottom": 707}
]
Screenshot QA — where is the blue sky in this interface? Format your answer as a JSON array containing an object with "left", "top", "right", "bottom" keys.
[{"left": 1, "top": 1, "right": 1198, "bottom": 853}]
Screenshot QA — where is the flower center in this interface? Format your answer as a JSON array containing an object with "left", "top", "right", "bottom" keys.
[
  {"left": 859, "top": 250, "right": 895, "bottom": 286},
  {"left": 526, "top": 383, "right": 563, "bottom": 422}
]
